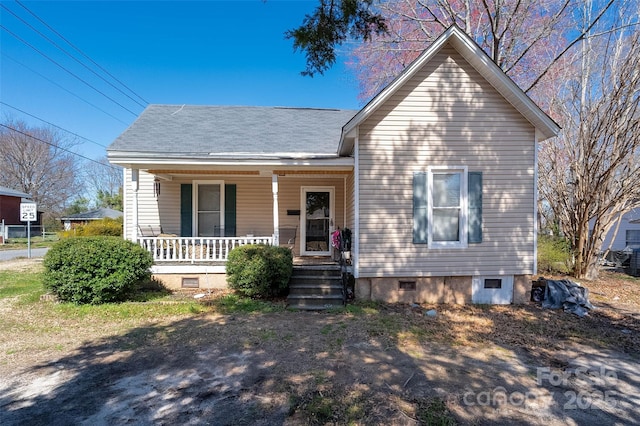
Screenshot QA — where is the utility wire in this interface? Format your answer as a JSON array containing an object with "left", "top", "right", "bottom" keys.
[
  {"left": 1, "top": 25, "right": 139, "bottom": 116},
  {"left": 1, "top": 3, "right": 147, "bottom": 109},
  {"left": 0, "top": 101, "right": 109, "bottom": 149},
  {"left": 15, "top": 0, "right": 148, "bottom": 106},
  {"left": 0, "top": 123, "right": 120, "bottom": 170},
  {"left": 2, "top": 53, "right": 130, "bottom": 126}
]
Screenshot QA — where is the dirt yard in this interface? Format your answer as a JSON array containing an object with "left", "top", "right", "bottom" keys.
[{"left": 0, "top": 259, "right": 638, "bottom": 425}]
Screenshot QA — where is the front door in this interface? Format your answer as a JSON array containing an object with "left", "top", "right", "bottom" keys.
[{"left": 301, "top": 187, "right": 334, "bottom": 256}]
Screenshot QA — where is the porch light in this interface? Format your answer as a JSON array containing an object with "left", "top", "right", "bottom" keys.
[{"left": 154, "top": 177, "right": 161, "bottom": 198}]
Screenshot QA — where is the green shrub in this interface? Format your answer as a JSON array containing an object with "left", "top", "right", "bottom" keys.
[
  {"left": 59, "top": 217, "right": 123, "bottom": 239},
  {"left": 43, "top": 236, "right": 153, "bottom": 304},
  {"left": 537, "top": 234, "right": 572, "bottom": 274},
  {"left": 226, "top": 244, "right": 293, "bottom": 298}
]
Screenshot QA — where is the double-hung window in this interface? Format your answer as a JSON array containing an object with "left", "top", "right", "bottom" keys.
[
  {"left": 413, "top": 167, "right": 482, "bottom": 248},
  {"left": 429, "top": 168, "right": 467, "bottom": 248},
  {"left": 194, "top": 180, "right": 224, "bottom": 237},
  {"left": 180, "top": 182, "right": 236, "bottom": 237}
]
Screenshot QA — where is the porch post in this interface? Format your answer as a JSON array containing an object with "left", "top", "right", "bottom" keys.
[
  {"left": 132, "top": 169, "right": 139, "bottom": 243},
  {"left": 272, "top": 174, "right": 279, "bottom": 245}
]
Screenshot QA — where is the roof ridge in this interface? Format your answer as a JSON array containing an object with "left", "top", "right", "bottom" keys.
[{"left": 146, "top": 104, "right": 357, "bottom": 111}]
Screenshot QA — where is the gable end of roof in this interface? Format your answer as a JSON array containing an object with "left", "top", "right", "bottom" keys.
[{"left": 339, "top": 25, "right": 560, "bottom": 155}]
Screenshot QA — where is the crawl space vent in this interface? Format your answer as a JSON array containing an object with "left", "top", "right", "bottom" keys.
[{"left": 182, "top": 277, "right": 199, "bottom": 289}]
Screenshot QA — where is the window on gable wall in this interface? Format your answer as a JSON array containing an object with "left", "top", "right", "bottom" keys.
[
  {"left": 413, "top": 167, "right": 482, "bottom": 248},
  {"left": 432, "top": 170, "right": 465, "bottom": 245}
]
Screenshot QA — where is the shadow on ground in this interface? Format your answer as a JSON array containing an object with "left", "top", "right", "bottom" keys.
[{"left": 0, "top": 307, "right": 638, "bottom": 425}]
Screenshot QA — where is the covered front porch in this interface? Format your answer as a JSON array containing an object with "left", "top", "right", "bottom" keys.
[{"left": 127, "top": 167, "right": 352, "bottom": 266}]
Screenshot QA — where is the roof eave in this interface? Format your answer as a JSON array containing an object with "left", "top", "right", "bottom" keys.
[{"left": 108, "top": 151, "right": 354, "bottom": 169}]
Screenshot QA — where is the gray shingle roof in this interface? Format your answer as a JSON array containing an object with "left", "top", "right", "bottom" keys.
[
  {"left": 0, "top": 186, "right": 30, "bottom": 198},
  {"left": 60, "top": 208, "right": 123, "bottom": 221},
  {"left": 108, "top": 105, "right": 358, "bottom": 156}
]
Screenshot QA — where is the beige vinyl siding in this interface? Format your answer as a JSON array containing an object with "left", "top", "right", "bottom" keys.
[
  {"left": 137, "top": 176, "right": 275, "bottom": 237},
  {"left": 123, "top": 169, "right": 163, "bottom": 239},
  {"left": 357, "top": 44, "right": 536, "bottom": 277}
]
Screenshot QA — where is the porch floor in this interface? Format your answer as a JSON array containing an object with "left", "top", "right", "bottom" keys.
[{"left": 152, "top": 256, "right": 337, "bottom": 267}]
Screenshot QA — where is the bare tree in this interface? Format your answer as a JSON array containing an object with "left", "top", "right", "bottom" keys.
[
  {"left": 347, "top": 0, "right": 620, "bottom": 103},
  {"left": 0, "top": 118, "right": 82, "bottom": 215},
  {"left": 538, "top": 1, "right": 640, "bottom": 279},
  {"left": 83, "top": 156, "right": 123, "bottom": 210},
  {"left": 348, "top": 0, "right": 571, "bottom": 100}
]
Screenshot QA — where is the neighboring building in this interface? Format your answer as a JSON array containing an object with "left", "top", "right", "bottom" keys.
[
  {"left": 597, "top": 208, "right": 640, "bottom": 252},
  {"left": 0, "top": 186, "right": 32, "bottom": 225},
  {"left": 108, "top": 26, "right": 560, "bottom": 304},
  {"left": 0, "top": 186, "right": 36, "bottom": 243},
  {"left": 59, "top": 207, "right": 123, "bottom": 230}
]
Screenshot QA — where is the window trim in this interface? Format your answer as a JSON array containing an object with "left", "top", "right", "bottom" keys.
[
  {"left": 192, "top": 180, "right": 225, "bottom": 237},
  {"left": 427, "top": 166, "right": 468, "bottom": 249},
  {"left": 627, "top": 229, "right": 640, "bottom": 247}
]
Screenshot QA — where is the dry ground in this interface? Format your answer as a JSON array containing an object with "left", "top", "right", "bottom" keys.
[{"left": 0, "top": 259, "right": 638, "bottom": 425}]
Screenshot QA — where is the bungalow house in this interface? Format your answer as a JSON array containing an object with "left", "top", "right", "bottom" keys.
[{"left": 108, "top": 26, "right": 559, "bottom": 305}]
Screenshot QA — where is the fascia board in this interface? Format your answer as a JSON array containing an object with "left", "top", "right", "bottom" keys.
[{"left": 107, "top": 153, "right": 354, "bottom": 169}]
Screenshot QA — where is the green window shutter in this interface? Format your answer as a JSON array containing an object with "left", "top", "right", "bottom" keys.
[
  {"left": 180, "top": 184, "right": 192, "bottom": 237},
  {"left": 468, "top": 172, "right": 483, "bottom": 244},
  {"left": 224, "top": 184, "right": 237, "bottom": 237},
  {"left": 413, "top": 172, "right": 428, "bottom": 244}
]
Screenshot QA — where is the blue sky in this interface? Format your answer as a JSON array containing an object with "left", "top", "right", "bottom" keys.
[{"left": 1, "top": 1, "right": 362, "bottom": 162}]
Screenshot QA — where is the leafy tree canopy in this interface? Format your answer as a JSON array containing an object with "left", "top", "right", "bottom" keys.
[{"left": 286, "top": 0, "right": 387, "bottom": 76}]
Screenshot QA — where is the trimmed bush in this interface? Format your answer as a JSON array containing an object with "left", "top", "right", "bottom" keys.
[
  {"left": 226, "top": 244, "right": 293, "bottom": 298},
  {"left": 59, "top": 217, "right": 123, "bottom": 238},
  {"left": 43, "top": 236, "right": 153, "bottom": 304}
]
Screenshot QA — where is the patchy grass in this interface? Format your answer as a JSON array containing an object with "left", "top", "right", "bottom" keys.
[
  {"left": 335, "top": 300, "right": 639, "bottom": 359},
  {"left": 0, "top": 259, "right": 639, "bottom": 425},
  {"left": 206, "top": 293, "right": 286, "bottom": 314},
  {"left": 0, "top": 270, "right": 44, "bottom": 302}
]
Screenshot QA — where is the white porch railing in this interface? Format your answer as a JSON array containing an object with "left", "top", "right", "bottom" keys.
[{"left": 139, "top": 236, "right": 273, "bottom": 262}]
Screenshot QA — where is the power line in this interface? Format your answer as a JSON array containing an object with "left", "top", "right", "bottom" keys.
[
  {"left": 15, "top": 0, "right": 148, "bottom": 106},
  {"left": 2, "top": 53, "right": 130, "bottom": 126},
  {"left": 0, "top": 101, "right": 109, "bottom": 149},
  {"left": 1, "top": 24, "right": 139, "bottom": 116},
  {"left": 0, "top": 123, "right": 119, "bottom": 170},
  {"left": 1, "top": 3, "right": 147, "bottom": 109}
]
